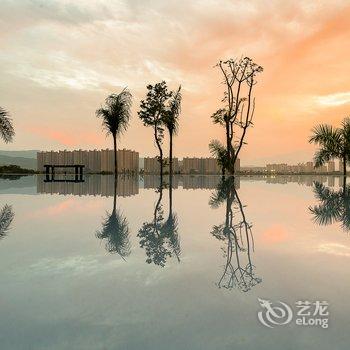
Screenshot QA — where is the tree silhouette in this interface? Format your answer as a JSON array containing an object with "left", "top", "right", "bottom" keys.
[
  {"left": 138, "top": 176, "right": 181, "bottom": 266},
  {"left": 309, "top": 181, "right": 350, "bottom": 232},
  {"left": 96, "top": 179, "right": 131, "bottom": 259},
  {"left": 210, "top": 57, "right": 263, "bottom": 175},
  {"left": 138, "top": 81, "right": 172, "bottom": 179},
  {"left": 163, "top": 86, "right": 181, "bottom": 176},
  {"left": 96, "top": 89, "right": 132, "bottom": 175},
  {"left": 0, "top": 107, "right": 15, "bottom": 143},
  {"left": 0, "top": 204, "right": 15, "bottom": 240},
  {"left": 210, "top": 177, "right": 261, "bottom": 292},
  {"left": 309, "top": 117, "right": 350, "bottom": 178}
]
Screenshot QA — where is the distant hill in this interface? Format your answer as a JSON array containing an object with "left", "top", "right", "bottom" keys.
[
  {"left": 0, "top": 150, "right": 39, "bottom": 158},
  {"left": 0, "top": 155, "right": 36, "bottom": 170}
]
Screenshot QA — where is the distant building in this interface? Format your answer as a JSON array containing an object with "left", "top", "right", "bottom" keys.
[
  {"left": 142, "top": 157, "right": 239, "bottom": 174},
  {"left": 306, "top": 161, "right": 314, "bottom": 172},
  {"left": 266, "top": 161, "right": 333, "bottom": 174},
  {"left": 143, "top": 157, "right": 180, "bottom": 174},
  {"left": 181, "top": 157, "right": 240, "bottom": 174},
  {"left": 37, "top": 149, "right": 139, "bottom": 173},
  {"left": 327, "top": 161, "right": 335, "bottom": 173}
]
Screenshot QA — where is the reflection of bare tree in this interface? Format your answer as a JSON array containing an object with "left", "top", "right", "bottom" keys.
[
  {"left": 138, "top": 176, "right": 181, "bottom": 267},
  {"left": 0, "top": 204, "right": 15, "bottom": 240},
  {"left": 96, "top": 179, "right": 131, "bottom": 259},
  {"left": 210, "top": 177, "right": 261, "bottom": 292},
  {"left": 310, "top": 181, "right": 350, "bottom": 232}
]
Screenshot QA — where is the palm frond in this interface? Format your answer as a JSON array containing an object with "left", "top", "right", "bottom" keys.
[
  {"left": 209, "top": 139, "right": 228, "bottom": 171},
  {"left": 96, "top": 89, "right": 132, "bottom": 138},
  {"left": 164, "top": 85, "right": 181, "bottom": 135},
  {"left": 313, "top": 148, "right": 334, "bottom": 167},
  {"left": 0, "top": 107, "right": 15, "bottom": 143},
  {"left": 309, "top": 124, "right": 341, "bottom": 146},
  {"left": 0, "top": 204, "right": 15, "bottom": 239}
]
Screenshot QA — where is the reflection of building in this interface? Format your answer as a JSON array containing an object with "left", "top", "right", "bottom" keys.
[
  {"left": 37, "top": 175, "right": 139, "bottom": 197},
  {"left": 181, "top": 175, "right": 240, "bottom": 190},
  {"left": 37, "top": 149, "right": 139, "bottom": 173},
  {"left": 327, "top": 176, "right": 335, "bottom": 187},
  {"left": 142, "top": 175, "right": 240, "bottom": 190}
]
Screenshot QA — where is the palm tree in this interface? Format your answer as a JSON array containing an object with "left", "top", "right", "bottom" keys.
[
  {"left": 96, "top": 89, "right": 132, "bottom": 175},
  {"left": 209, "top": 139, "right": 228, "bottom": 176},
  {"left": 309, "top": 118, "right": 350, "bottom": 177},
  {"left": 164, "top": 86, "right": 181, "bottom": 176},
  {"left": 0, "top": 107, "right": 15, "bottom": 143}
]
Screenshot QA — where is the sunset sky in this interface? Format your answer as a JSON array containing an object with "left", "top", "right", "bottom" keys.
[{"left": 1, "top": 0, "right": 350, "bottom": 165}]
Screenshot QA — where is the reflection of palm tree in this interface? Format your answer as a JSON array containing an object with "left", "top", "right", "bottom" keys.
[
  {"left": 162, "top": 176, "right": 180, "bottom": 261},
  {"left": 96, "top": 179, "right": 131, "bottom": 259},
  {"left": 0, "top": 204, "right": 15, "bottom": 240},
  {"left": 138, "top": 176, "right": 181, "bottom": 266},
  {"left": 210, "top": 177, "right": 261, "bottom": 292},
  {"left": 310, "top": 181, "right": 350, "bottom": 232}
]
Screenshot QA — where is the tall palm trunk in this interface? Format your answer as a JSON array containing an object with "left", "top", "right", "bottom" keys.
[
  {"left": 113, "top": 133, "right": 118, "bottom": 176},
  {"left": 343, "top": 154, "right": 347, "bottom": 193},
  {"left": 225, "top": 121, "right": 231, "bottom": 175},
  {"left": 169, "top": 131, "right": 173, "bottom": 177}
]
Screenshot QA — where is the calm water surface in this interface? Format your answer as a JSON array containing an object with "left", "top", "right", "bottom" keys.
[{"left": 0, "top": 174, "right": 349, "bottom": 350}]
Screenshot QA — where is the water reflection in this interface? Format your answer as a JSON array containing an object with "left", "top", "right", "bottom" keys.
[
  {"left": 96, "top": 179, "right": 131, "bottom": 259},
  {"left": 210, "top": 177, "right": 261, "bottom": 292},
  {"left": 138, "top": 177, "right": 181, "bottom": 267},
  {"left": 310, "top": 181, "right": 350, "bottom": 232},
  {"left": 0, "top": 204, "right": 15, "bottom": 240}
]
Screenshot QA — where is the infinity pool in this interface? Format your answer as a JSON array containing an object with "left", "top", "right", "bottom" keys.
[{"left": 0, "top": 175, "right": 349, "bottom": 349}]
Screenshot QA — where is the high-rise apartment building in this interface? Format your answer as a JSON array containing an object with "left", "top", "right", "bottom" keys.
[
  {"left": 181, "top": 157, "right": 240, "bottom": 174},
  {"left": 37, "top": 149, "right": 139, "bottom": 173},
  {"left": 327, "top": 161, "right": 335, "bottom": 173},
  {"left": 143, "top": 157, "right": 180, "bottom": 174}
]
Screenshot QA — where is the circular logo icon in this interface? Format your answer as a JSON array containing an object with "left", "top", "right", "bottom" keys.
[{"left": 258, "top": 298, "right": 293, "bottom": 328}]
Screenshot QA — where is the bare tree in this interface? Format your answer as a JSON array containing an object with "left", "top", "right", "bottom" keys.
[{"left": 210, "top": 57, "right": 263, "bottom": 175}]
